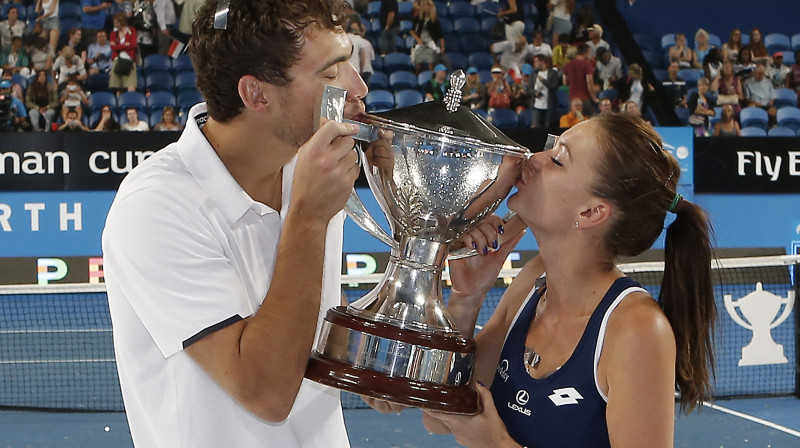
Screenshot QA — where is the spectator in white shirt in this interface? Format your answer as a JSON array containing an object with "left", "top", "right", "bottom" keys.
[{"left": 121, "top": 107, "right": 150, "bottom": 131}]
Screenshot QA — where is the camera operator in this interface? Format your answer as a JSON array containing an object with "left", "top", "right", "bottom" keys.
[{"left": 0, "top": 79, "right": 29, "bottom": 131}]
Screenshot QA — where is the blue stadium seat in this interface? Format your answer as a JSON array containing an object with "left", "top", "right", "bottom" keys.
[
  {"left": 366, "top": 1, "right": 381, "bottom": 19},
  {"left": 517, "top": 109, "right": 531, "bottom": 127},
  {"left": 460, "top": 35, "right": 488, "bottom": 53},
  {"left": 677, "top": 69, "right": 702, "bottom": 88},
  {"left": 443, "top": 34, "right": 460, "bottom": 53},
  {"left": 709, "top": 106, "right": 723, "bottom": 129},
  {"left": 490, "top": 108, "right": 518, "bottom": 128},
  {"left": 764, "top": 33, "right": 791, "bottom": 55},
  {"left": 147, "top": 91, "right": 177, "bottom": 112},
  {"left": 774, "top": 87, "right": 797, "bottom": 109},
  {"left": 446, "top": 52, "right": 467, "bottom": 70},
  {"left": 478, "top": 69, "right": 491, "bottom": 84},
  {"left": 783, "top": 51, "right": 796, "bottom": 66},
  {"left": 368, "top": 71, "right": 389, "bottom": 91},
  {"left": 149, "top": 110, "right": 164, "bottom": 128},
  {"left": 480, "top": 17, "right": 497, "bottom": 35},
  {"left": 448, "top": 2, "right": 475, "bottom": 19},
  {"left": 382, "top": 52, "right": 413, "bottom": 72},
  {"left": 58, "top": 2, "right": 82, "bottom": 20},
  {"left": 371, "top": 54, "right": 384, "bottom": 72},
  {"left": 397, "top": 1, "right": 414, "bottom": 19},
  {"left": 660, "top": 33, "right": 675, "bottom": 51},
  {"left": 85, "top": 73, "right": 110, "bottom": 92},
  {"left": 88, "top": 91, "right": 117, "bottom": 114},
  {"left": 453, "top": 17, "right": 479, "bottom": 35},
  {"left": 399, "top": 20, "right": 413, "bottom": 34},
  {"left": 143, "top": 54, "right": 172, "bottom": 75},
  {"left": 475, "top": 1, "right": 500, "bottom": 17},
  {"left": 599, "top": 89, "right": 618, "bottom": 101},
  {"left": 740, "top": 126, "right": 766, "bottom": 137},
  {"left": 365, "top": 89, "right": 394, "bottom": 113},
  {"left": 674, "top": 106, "right": 689, "bottom": 126},
  {"left": 776, "top": 106, "right": 800, "bottom": 132},
  {"left": 792, "top": 33, "right": 800, "bottom": 51},
  {"left": 467, "top": 52, "right": 493, "bottom": 71},
  {"left": 178, "top": 89, "right": 204, "bottom": 113},
  {"left": 438, "top": 17, "right": 453, "bottom": 34},
  {"left": 767, "top": 126, "right": 796, "bottom": 137},
  {"left": 394, "top": 89, "right": 423, "bottom": 108},
  {"left": 174, "top": 71, "right": 196, "bottom": 93},
  {"left": 172, "top": 54, "right": 194, "bottom": 73},
  {"left": 117, "top": 91, "right": 147, "bottom": 115},
  {"left": 739, "top": 107, "right": 769, "bottom": 130},
  {"left": 58, "top": 18, "right": 81, "bottom": 35},
  {"left": 417, "top": 70, "right": 432, "bottom": 88},
  {"left": 145, "top": 72, "right": 175, "bottom": 93},
  {"left": 434, "top": 1, "right": 448, "bottom": 18},
  {"left": 740, "top": 33, "right": 750, "bottom": 46},
  {"left": 707, "top": 34, "right": 722, "bottom": 49},
  {"left": 389, "top": 70, "right": 417, "bottom": 91}
]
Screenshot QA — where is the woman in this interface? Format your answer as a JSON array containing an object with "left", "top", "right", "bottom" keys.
[
  {"left": 486, "top": 65, "right": 513, "bottom": 111},
  {"left": 614, "top": 63, "right": 649, "bottom": 111},
  {"left": 109, "top": 13, "right": 138, "bottom": 93},
  {"left": 153, "top": 105, "right": 183, "bottom": 131},
  {"left": 25, "top": 70, "right": 59, "bottom": 131},
  {"left": 28, "top": 35, "right": 56, "bottom": 73},
  {"left": 92, "top": 105, "right": 121, "bottom": 131},
  {"left": 408, "top": 0, "right": 444, "bottom": 74},
  {"left": 702, "top": 48, "right": 723, "bottom": 93},
  {"left": 746, "top": 27, "right": 769, "bottom": 65},
  {"left": 735, "top": 47, "right": 756, "bottom": 81},
  {"left": 713, "top": 104, "right": 741, "bottom": 136},
  {"left": 668, "top": 33, "right": 696, "bottom": 69},
  {"left": 693, "top": 29, "right": 713, "bottom": 69},
  {"left": 35, "top": 0, "right": 60, "bottom": 52},
  {"left": 687, "top": 77, "right": 716, "bottom": 136},
  {"left": 718, "top": 61, "right": 743, "bottom": 114},
  {"left": 424, "top": 113, "right": 717, "bottom": 448},
  {"left": 721, "top": 28, "right": 743, "bottom": 64},
  {"left": 547, "top": 0, "right": 574, "bottom": 46}
]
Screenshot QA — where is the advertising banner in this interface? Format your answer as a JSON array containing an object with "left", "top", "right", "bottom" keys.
[{"left": 695, "top": 137, "right": 800, "bottom": 193}]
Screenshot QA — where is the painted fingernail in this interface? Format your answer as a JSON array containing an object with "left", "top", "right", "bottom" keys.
[
  {"left": 492, "top": 240, "right": 498, "bottom": 250},
  {"left": 472, "top": 241, "right": 478, "bottom": 249},
  {"left": 483, "top": 247, "right": 489, "bottom": 255},
  {"left": 498, "top": 224, "right": 504, "bottom": 234},
  {"left": 477, "top": 380, "right": 485, "bottom": 387}
]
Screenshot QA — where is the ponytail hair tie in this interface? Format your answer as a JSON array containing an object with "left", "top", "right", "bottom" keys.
[{"left": 667, "top": 193, "right": 682, "bottom": 213}]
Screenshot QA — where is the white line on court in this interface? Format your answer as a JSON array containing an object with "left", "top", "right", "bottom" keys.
[{"left": 702, "top": 401, "right": 800, "bottom": 438}]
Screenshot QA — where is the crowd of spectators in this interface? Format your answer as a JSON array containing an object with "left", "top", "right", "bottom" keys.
[{"left": 0, "top": 0, "right": 190, "bottom": 132}]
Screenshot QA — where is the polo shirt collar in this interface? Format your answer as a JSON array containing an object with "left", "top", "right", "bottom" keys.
[{"left": 177, "top": 103, "right": 264, "bottom": 225}]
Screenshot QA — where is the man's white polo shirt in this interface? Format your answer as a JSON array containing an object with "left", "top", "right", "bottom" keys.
[{"left": 102, "top": 103, "right": 350, "bottom": 448}]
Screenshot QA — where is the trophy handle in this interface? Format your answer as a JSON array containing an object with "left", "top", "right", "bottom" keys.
[
  {"left": 345, "top": 188, "right": 398, "bottom": 249},
  {"left": 770, "top": 290, "right": 795, "bottom": 330},
  {"left": 723, "top": 294, "right": 752, "bottom": 330},
  {"left": 447, "top": 210, "right": 518, "bottom": 260}
]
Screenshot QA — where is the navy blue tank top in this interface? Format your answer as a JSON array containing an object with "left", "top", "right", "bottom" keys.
[{"left": 491, "top": 277, "right": 647, "bottom": 448}]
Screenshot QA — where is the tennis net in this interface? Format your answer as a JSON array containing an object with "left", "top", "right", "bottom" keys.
[{"left": 0, "top": 255, "right": 797, "bottom": 411}]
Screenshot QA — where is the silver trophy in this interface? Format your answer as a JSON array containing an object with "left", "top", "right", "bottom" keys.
[{"left": 305, "top": 72, "right": 530, "bottom": 414}]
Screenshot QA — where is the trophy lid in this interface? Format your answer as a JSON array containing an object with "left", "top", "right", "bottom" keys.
[{"left": 362, "top": 70, "right": 529, "bottom": 157}]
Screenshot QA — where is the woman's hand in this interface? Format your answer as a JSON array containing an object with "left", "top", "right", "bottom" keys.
[
  {"left": 424, "top": 382, "right": 520, "bottom": 448},
  {"left": 360, "top": 395, "right": 407, "bottom": 414}
]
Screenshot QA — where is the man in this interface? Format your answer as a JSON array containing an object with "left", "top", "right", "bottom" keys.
[
  {"left": 563, "top": 43, "right": 597, "bottom": 115},
  {"left": 744, "top": 61, "right": 777, "bottom": 125},
  {"left": 491, "top": 34, "right": 535, "bottom": 75},
  {"left": 586, "top": 24, "right": 609, "bottom": 58},
  {"left": 0, "top": 78, "right": 27, "bottom": 131},
  {"left": 598, "top": 97, "right": 613, "bottom": 114},
  {"left": 378, "top": 0, "right": 398, "bottom": 55},
  {"left": 766, "top": 52, "right": 790, "bottom": 89},
  {"left": 529, "top": 54, "right": 559, "bottom": 128},
  {"left": 661, "top": 60, "right": 687, "bottom": 109},
  {"left": 594, "top": 47, "right": 622, "bottom": 92},
  {"left": 86, "top": 29, "right": 112, "bottom": 74},
  {"left": 177, "top": 0, "right": 204, "bottom": 42},
  {"left": 559, "top": 97, "right": 586, "bottom": 128},
  {"left": 102, "top": 1, "right": 367, "bottom": 447},
  {"left": 424, "top": 63, "right": 450, "bottom": 101},
  {"left": 0, "top": 6, "right": 26, "bottom": 50},
  {"left": 58, "top": 107, "right": 89, "bottom": 131}
]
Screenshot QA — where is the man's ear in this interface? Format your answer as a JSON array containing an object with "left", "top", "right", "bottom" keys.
[
  {"left": 577, "top": 201, "right": 612, "bottom": 229},
  {"left": 238, "top": 75, "right": 270, "bottom": 112}
]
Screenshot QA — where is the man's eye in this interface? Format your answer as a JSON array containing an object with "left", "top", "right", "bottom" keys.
[{"left": 551, "top": 157, "right": 563, "bottom": 167}]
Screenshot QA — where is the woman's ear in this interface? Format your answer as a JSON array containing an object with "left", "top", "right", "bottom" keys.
[
  {"left": 238, "top": 75, "right": 270, "bottom": 111},
  {"left": 577, "top": 201, "right": 612, "bottom": 229}
]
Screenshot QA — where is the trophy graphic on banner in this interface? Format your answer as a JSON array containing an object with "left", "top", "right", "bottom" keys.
[
  {"left": 724, "top": 282, "right": 795, "bottom": 366},
  {"left": 304, "top": 72, "right": 531, "bottom": 414}
]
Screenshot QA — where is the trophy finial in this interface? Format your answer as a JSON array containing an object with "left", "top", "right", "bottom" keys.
[{"left": 445, "top": 69, "right": 466, "bottom": 112}]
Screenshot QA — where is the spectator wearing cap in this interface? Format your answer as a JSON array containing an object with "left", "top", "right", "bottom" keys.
[
  {"left": 766, "top": 52, "right": 790, "bottom": 89},
  {"left": 529, "top": 53, "right": 560, "bottom": 128},
  {"left": 491, "top": 34, "right": 535, "bottom": 75},
  {"left": 0, "top": 78, "right": 29, "bottom": 131},
  {"left": 423, "top": 64, "right": 450, "bottom": 102},
  {"left": 487, "top": 64, "right": 512, "bottom": 110},
  {"left": 586, "top": 24, "right": 609, "bottom": 58},
  {"left": 0, "top": 6, "right": 27, "bottom": 50},
  {"left": 461, "top": 66, "right": 487, "bottom": 110}
]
